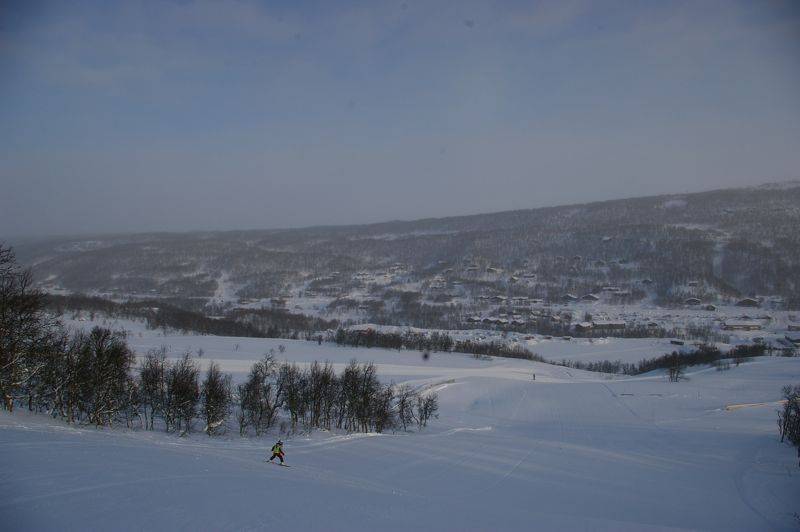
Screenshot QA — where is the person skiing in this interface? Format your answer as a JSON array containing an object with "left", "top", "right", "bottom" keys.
[{"left": 268, "top": 440, "right": 285, "bottom": 464}]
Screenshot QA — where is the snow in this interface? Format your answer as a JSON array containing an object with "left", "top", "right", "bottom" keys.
[
  {"left": 2, "top": 320, "right": 800, "bottom": 530},
  {"left": 662, "top": 199, "right": 688, "bottom": 209}
]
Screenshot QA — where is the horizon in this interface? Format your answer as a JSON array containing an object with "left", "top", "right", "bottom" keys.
[{"left": 4, "top": 177, "right": 798, "bottom": 242}]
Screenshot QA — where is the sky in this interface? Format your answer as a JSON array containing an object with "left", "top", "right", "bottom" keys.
[{"left": 1, "top": 0, "right": 799, "bottom": 237}]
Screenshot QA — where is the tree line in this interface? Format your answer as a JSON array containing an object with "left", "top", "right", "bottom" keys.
[
  {"left": 234, "top": 356, "right": 438, "bottom": 435},
  {"left": 46, "top": 294, "right": 266, "bottom": 337},
  {"left": 47, "top": 294, "right": 341, "bottom": 340},
  {"left": 332, "top": 327, "right": 542, "bottom": 361},
  {"left": 554, "top": 343, "right": 770, "bottom": 377}
]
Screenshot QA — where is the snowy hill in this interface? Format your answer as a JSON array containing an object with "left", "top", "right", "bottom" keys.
[
  {"left": 2, "top": 320, "right": 799, "bottom": 531},
  {"left": 11, "top": 182, "right": 800, "bottom": 312}
]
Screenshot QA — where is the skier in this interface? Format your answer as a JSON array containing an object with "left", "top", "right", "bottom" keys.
[{"left": 268, "top": 440, "right": 285, "bottom": 464}]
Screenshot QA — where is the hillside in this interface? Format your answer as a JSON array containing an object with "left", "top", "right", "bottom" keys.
[{"left": 9, "top": 182, "right": 800, "bottom": 325}]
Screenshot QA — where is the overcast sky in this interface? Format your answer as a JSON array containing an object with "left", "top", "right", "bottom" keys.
[{"left": 1, "top": 0, "right": 799, "bottom": 237}]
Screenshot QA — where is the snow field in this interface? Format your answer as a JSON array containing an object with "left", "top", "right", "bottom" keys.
[{"left": 2, "top": 318, "right": 799, "bottom": 530}]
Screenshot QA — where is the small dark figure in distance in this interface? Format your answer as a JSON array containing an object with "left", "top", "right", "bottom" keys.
[{"left": 269, "top": 440, "right": 285, "bottom": 464}]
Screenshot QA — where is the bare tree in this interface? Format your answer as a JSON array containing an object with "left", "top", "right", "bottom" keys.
[
  {"left": 778, "top": 384, "right": 800, "bottom": 467},
  {"left": 201, "top": 362, "right": 231, "bottom": 435},
  {"left": 81, "top": 327, "right": 135, "bottom": 426},
  {"left": 0, "top": 246, "right": 55, "bottom": 411},
  {"left": 395, "top": 384, "right": 417, "bottom": 431},
  {"left": 415, "top": 393, "right": 439, "bottom": 429},
  {"left": 667, "top": 353, "right": 685, "bottom": 382},
  {"left": 139, "top": 347, "right": 169, "bottom": 430},
  {"left": 237, "top": 355, "right": 279, "bottom": 436},
  {"left": 165, "top": 353, "right": 200, "bottom": 435}
]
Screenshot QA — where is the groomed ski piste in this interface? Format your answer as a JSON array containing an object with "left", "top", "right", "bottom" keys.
[{"left": 2, "top": 318, "right": 799, "bottom": 531}]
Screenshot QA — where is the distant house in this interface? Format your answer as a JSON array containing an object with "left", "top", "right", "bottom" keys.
[
  {"left": 563, "top": 294, "right": 579, "bottom": 302},
  {"left": 601, "top": 286, "right": 620, "bottom": 293},
  {"left": 722, "top": 321, "right": 762, "bottom": 331},
  {"left": 581, "top": 294, "right": 600, "bottom": 302},
  {"left": 684, "top": 297, "right": 702, "bottom": 306},
  {"left": 592, "top": 320, "right": 626, "bottom": 330},
  {"left": 736, "top": 298, "right": 760, "bottom": 308},
  {"left": 687, "top": 281, "right": 700, "bottom": 287},
  {"left": 787, "top": 324, "right": 800, "bottom": 332},
  {"left": 575, "top": 322, "right": 593, "bottom": 332},
  {"left": 640, "top": 278, "right": 654, "bottom": 285},
  {"left": 785, "top": 334, "right": 800, "bottom": 346},
  {"left": 705, "top": 304, "right": 717, "bottom": 311}
]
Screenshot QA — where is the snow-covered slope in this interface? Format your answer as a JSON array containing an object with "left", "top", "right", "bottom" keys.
[{"left": 2, "top": 323, "right": 799, "bottom": 531}]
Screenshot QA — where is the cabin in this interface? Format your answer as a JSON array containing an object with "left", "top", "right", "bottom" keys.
[
  {"left": 722, "top": 321, "right": 762, "bottom": 331},
  {"left": 705, "top": 304, "right": 717, "bottom": 311},
  {"left": 684, "top": 297, "right": 702, "bottom": 306},
  {"left": 575, "top": 322, "right": 593, "bottom": 332},
  {"left": 787, "top": 324, "right": 800, "bottom": 332},
  {"left": 581, "top": 294, "right": 600, "bottom": 302},
  {"left": 736, "top": 298, "right": 760, "bottom": 308},
  {"left": 563, "top": 294, "right": 579, "bottom": 302},
  {"left": 640, "top": 278, "right": 654, "bottom": 285}
]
